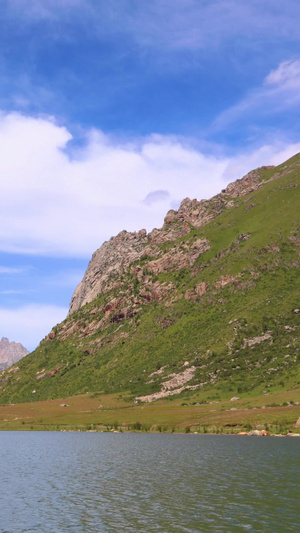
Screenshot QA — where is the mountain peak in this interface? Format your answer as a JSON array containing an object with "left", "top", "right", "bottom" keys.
[
  {"left": 0, "top": 337, "right": 29, "bottom": 371},
  {"left": 69, "top": 163, "right": 283, "bottom": 315}
]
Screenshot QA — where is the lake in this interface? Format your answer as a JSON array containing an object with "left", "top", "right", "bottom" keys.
[{"left": 0, "top": 432, "right": 299, "bottom": 532}]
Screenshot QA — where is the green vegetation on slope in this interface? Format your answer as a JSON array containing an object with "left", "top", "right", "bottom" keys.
[{"left": 0, "top": 156, "right": 299, "bottom": 405}]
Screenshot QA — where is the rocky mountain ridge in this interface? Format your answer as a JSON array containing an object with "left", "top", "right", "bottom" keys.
[
  {"left": 69, "top": 165, "right": 275, "bottom": 314},
  {"left": 0, "top": 337, "right": 29, "bottom": 371}
]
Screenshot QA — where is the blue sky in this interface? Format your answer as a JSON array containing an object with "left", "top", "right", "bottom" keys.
[{"left": 1, "top": 0, "right": 300, "bottom": 351}]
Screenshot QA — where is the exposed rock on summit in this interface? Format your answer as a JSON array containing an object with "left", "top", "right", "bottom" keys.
[
  {"left": 69, "top": 165, "right": 277, "bottom": 314},
  {"left": 69, "top": 229, "right": 149, "bottom": 313}
]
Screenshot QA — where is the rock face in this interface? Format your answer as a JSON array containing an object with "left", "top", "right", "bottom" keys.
[
  {"left": 69, "top": 165, "right": 276, "bottom": 314},
  {"left": 69, "top": 229, "right": 149, "bottom": 312},
  {"left": 0, "top": 337, "right": 29, "bottom": 371}
]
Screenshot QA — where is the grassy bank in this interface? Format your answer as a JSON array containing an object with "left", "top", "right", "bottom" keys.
[{"left": 1, "top": 388, "right": 299, "bottom": 434}]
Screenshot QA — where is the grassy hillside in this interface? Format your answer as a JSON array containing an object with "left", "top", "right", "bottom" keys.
[{"left": 0, "top": 155, "right": 299, "bottom": 406}]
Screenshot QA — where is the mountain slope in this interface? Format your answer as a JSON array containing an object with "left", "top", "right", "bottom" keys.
[{"left": 0, "top": 154, "right": 299, "bottom": 404}]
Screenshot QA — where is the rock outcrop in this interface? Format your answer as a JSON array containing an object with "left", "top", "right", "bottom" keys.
[
  {"left": 69, "top": 229, "right": 149, "bottom": 312},
  {"left": 0, "top": 337, "right": 29, "bottom": 371},
  {"left": 69, "top": 165, "right": 278, "bottom": 314}
]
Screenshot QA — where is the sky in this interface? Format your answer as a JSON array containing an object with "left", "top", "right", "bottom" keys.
[{"left": 1, "top": 0, "right": 300, "bottom": 351}]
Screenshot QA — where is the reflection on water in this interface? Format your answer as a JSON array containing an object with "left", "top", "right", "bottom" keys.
[{"left": 0, "top": 432, "right": 299, "bottom": 532}]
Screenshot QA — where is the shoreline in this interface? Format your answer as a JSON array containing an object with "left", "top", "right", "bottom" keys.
[{"left": 1, "top": 427, "right": 299, "bottom": 436}]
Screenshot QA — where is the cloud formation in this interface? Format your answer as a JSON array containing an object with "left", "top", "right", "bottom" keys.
[
  {"left": 212, "top": 58, "right": 300, "bottom": 133},
  {"left": 0, "top": 266, "right": 23, "bottom": 274},
  {"left": 143, "top": 190, "right": 170, "bottom": 206},
  {"left": 1, "top": 111, "right": 299, "bottom": 259},
  {"left": 265, "top": 59, "right": 300, "bottom": 90},
  {"left": 7, "top": 1, "right": 300, "bottom": 52},
  {"left": 0, "top": 112, "right": 228, "bottom": 256}
]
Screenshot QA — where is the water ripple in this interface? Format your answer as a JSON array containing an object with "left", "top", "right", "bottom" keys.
[{"left": 0, "top": 432, "right": 299, "bottom": 532}]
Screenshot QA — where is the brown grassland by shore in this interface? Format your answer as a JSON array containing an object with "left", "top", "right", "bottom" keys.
[{"left": 1, "top": 387, "right": 299, "bottom": 435}]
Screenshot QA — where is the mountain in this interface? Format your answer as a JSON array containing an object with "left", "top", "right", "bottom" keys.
[
  {"left": 0, "top": 337, "right": 29, "bottom": 371},
  {"left": 0, "top": 154, "right": 299, "bottom": 404}
]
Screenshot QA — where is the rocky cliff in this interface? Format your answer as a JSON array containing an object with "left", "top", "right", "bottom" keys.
[
  {"left": 69, "top": 165, "right": 275, "bottom": 314},
  {"left": 0, "top": 337, "right": 29, "bottom": 371}
]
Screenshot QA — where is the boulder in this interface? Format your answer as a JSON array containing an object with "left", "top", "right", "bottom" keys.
[
  {"left": 248, "top": 430, "right": 263, "bottom": 436},
  {"left": 248, "top": 429, "right": 269, "bottom": 436}
]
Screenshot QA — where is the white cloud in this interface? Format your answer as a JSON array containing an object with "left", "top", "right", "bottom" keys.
[
  {"left": 0, "top": 304, "right": 68, "bottom": 352},
  {"left": 212, "top": 58, "right": 300, "bottom": 132},
  {"left": 1, "top": 111, "right": 299, "bottom": 259},
  {"left": 221, "top": 142, "right": 300, "bottom": 182},
  {"left": 264, "top": 59, "right": 300, "bottom": 89},
  {"left": 0, "top": 290, "right": 24, "bottom": 295},
  {"left": 0, "top": 266, "right": 24, "bottom": 274},
  {"left": 0, "top": 112, "right": 232, "bottom": 257}
]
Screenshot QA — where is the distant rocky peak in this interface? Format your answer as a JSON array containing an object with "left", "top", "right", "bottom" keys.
[{"left": 0, "top": 337, "right": 29, "bottom": 371}]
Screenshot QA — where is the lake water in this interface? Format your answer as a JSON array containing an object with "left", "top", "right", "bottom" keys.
[{"left": 0, "top": 432, "right": 299, "bottom": 533}]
